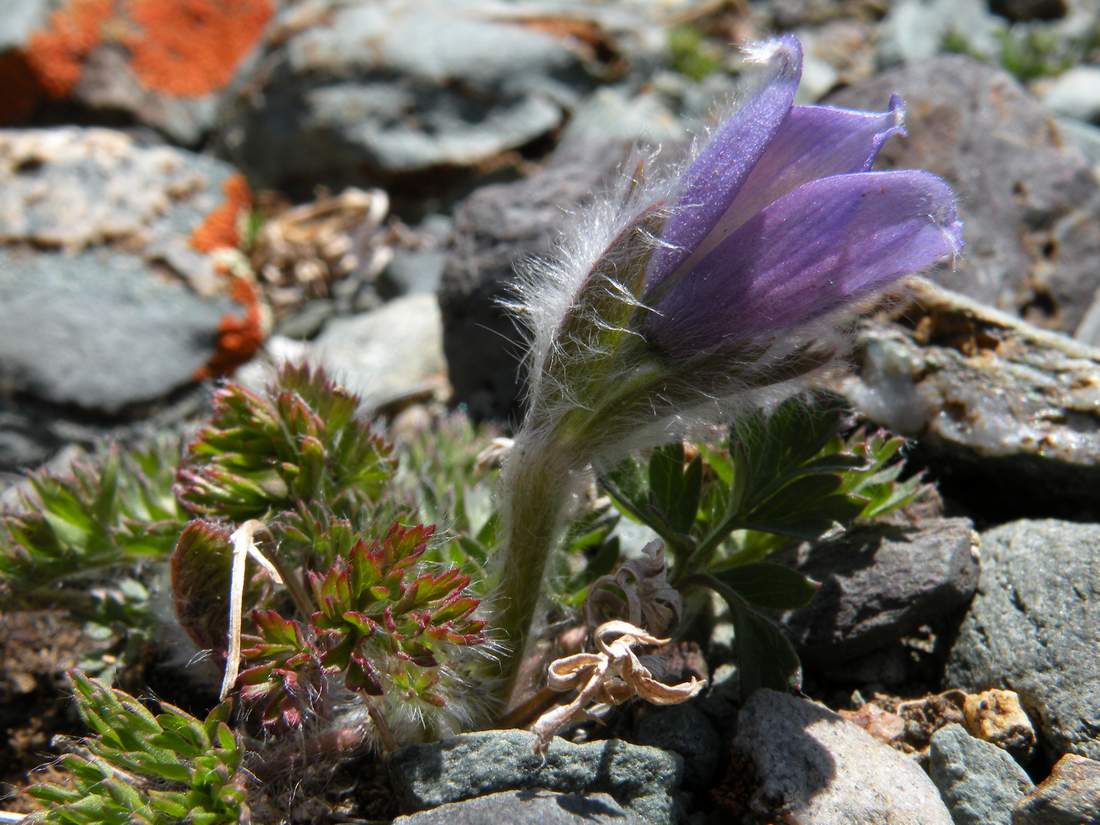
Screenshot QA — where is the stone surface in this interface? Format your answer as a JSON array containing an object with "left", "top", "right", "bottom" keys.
[
  {"left": 391, "top": 790, "right": 642, "bottom": 825},
  {"left": 830, "top": 57, "right": 1100, "bottom": 336},
  {"left": 219, "top": 0, "right": 642, "bottom": 184},
  {"left": 774, "top": 517, "right": 979, "bottom": 663},
  {"left": 946, "top": 520, "right": 1100, "bottom": 760},
  {"left": 735, "top": 690, "right": 953, "bottom": 824},
  {"left": 1013, "top": 754, "right": 1100, "bottom": 825},
  {"left": 0, "top": 1, "right": 272, "bottom": 141},
  {"left": 1042, "top": 66, "right": 1100, "bottom": 124},
  {"left": 311, "top": 293, "right": 449, "bottom": 411},
  {"left": 963, "top": 689, "right": 1037, "bottom": 761},
  {"left": 389, "top": 730, "right": 682, "bottom": 825},
  {"left": 877, "top": 0, "right": 1003, "bottom": 67},
  {"left": 0, "top": 128, "right": 248, "bottom": 415},
  {"left": 440, "top": 139, "right": 633, "bottom": 418},
  {"left": 838, "top": 280, "right": 1100, "bottom": 513},
  {"left": 929, "top": 724, "right": 1034, "bottom": 825},
  {"left": 633, "top": 702, "right": 722, "bottom": 790},
  {"left": 990, "top": 0, "right": 1069, "bottom": 21}
]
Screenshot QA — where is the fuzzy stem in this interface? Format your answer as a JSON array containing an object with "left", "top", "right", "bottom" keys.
[{"left": 492, "top": 435, "right": 579, "bottom": 711}]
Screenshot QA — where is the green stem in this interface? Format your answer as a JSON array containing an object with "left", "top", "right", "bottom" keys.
[{"left": 492, "top": 435, "right": 579, "bottom": 710}]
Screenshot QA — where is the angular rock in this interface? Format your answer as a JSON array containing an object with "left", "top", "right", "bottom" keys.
[
  {"left": 1013, "top": 754, "right": 1100, "bottom": 825},
  {"left": 633, "top": 702, "right": 722, "bottom": 790},
  {"left": 391, "top": 790, "right": 642, "bottom": 825},
  {"left": 838, "top": 280, "right": 1100, "bottom": 513},
  {"left": 311, "top": 293, "right": 449, "bottom": 411},
  {"left": 929, "top": 724, "right": 1034, "bottom": 825},
  {"left": 963, "top": 689, "right": 1037, "bottom": 762},
  {"left": 775, "top": 517, "right": 979, "bottom": 663},
  {"left": 0, "top": 0, "right": 272, "bottom": 142},
  {"left": 1042, "top": 66, "right": 1100, "bottom": 124},
  {"left": 735, "top": 690, "right": 953, "bottom": 824},
  {"left": 830, "top": 57, "right": 1100, "bottom": 336},
  {"left": 218, "top": 0, "right": 629, "bottom": 185},
  {"left": 440, "top": 139, "right": 633, "bottom": 418},
  {"left": 389, "top": 729, "right": 682, "bottom": 825},
  {"left": 946, "top": 520, "right": 1100, "bottom": 760}
]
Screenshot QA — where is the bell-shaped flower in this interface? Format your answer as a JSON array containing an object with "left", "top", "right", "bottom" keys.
[{"left": 492, "top": 34, "right": 962, "bottom": 707}]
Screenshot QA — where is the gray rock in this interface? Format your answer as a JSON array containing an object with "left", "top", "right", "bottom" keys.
[
  {"left": 440, "top": 139, "right": 634, "bottom": 418},
  {"left": 0, "top": 129, "right": 244, "bottom": 419},
  {"left": 389, "top": 729, "right": 682, "bottom": 825},
  {"left": 830, "top": 57, "right": 1100, "bottom": 335},
  {"left": 1042, "top": 66, "right": 1100, "bottom": 124},
  {"left": 381, "top": 251, "right": 448, "bottom": 297},
  {"left": 838, "top": 280, "right": 1100, "bottom": 512},
  {"left": 775, "top": 518, "right": 979, "bottom": 663},
  {"left": 877, "top": 0, "right": 1003, "bottom": 67},
  {"left": 311, "top": 293, "right": 448, "bottom": 411},
  {"left": 0, "top": 0, "right": 48, "bottom": 51},
  {"left": 1057, "top": 117, "right": 1100, "bottom": 170},
  {"left": 946, "top": 520, "right": 1100, "bottom": 760},
  {"left": 633, "top": 702, "right": 722, "bottom": 789},
  {"left": 929, "top": 724, "right": 1033, "bottom": 825},
  {"left": 392, "top": 790, "right": 642, "bottom": 825},
  {"left": 219, "top": 0, "right": 612, "bottom": 183},
  {"left": 735, "top": 690, "right": 953, "bottom": 824},
  {"left": 1013, "top": 754, "right": 1100, "bottom": 825}
]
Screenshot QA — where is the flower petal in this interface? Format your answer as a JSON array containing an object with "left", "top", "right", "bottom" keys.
[
  {"left": 647, "top": 170, "right": 964, "bottom": 356},
  {"left": 671, "top": 97, "right": 906, "bottom": 278},
  {"left": 648, "top": 35, "right": 802, "bottom": 287}
]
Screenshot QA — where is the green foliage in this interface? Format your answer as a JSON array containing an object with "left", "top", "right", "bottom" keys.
[
  {"left": 0, "top": 442, "right": 185, "bottom": 676},
  {"left": 176, "top": 363, "right": 395, "bottom": 520},
  {"left": 27, "top": 672, "right": 247, "bottom": 825},
  {"left": 601, "top": 395, "right": 922, "bottom": 697},
  {"left": 941, "top": 22, "right": 1100, "bottom": 84},
  {"left": 236, "top": 521, "right": 487, "bottom": 730},
  {"left": 668, "top": 25, "right": 723, "bottom": 81}
]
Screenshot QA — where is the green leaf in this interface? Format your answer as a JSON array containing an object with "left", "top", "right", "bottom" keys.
[{"left": 709, "top": 563, "right": 819, "bottom": 610}]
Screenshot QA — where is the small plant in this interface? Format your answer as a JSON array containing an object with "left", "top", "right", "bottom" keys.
[{"left": 26, "top": 671, "right": 248, "bottom": 825}]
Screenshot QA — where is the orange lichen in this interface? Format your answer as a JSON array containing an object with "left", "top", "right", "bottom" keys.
[
  {"left": 25, "top": 0, "right": 114, "bottom": 99},
  {"left": 124, "top": 0, "right": 274, "bottom": 97},
  {"left": 191, "top": 174, "right": 253, "bottom": 253},
  {"left": 197, "top": 277, "right": 265, "bottom": 379}
]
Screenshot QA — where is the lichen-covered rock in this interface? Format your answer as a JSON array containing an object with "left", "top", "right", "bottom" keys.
[
  {"left": 391, "top": 791, "right": 643, "bottom": 825},
  {"left": 929, "top": 724, "right": 1034, "bottom": 825},
  {"left": 0, "top": 0, "right": 274, "bottom": 143},
  {"left": 0, "top": 127, "right": 258, "bottom": 466},
  {"left": 735, "top": 690, "right": 953, "bottom": 825},
  {"left": 1013, "top": 754, "right": 1100, "bottom": 825},
  {"left": 838, "top": 280, "right": 1100, "bottom": 512},
  {"left": 830, "top": 57, "right": 1100, "bottom": 337},
  {"left": 775, "top": 517, "right": 979, "bottom": 663},
  {"left": 946, "top": 520, "right": 1100, "bottom": 760},
  {"left": 218, "top": 0, "right": 651, "bottom": 185},
  {"left": 389, "top": 730, "right": 682, "bottom": 825}
]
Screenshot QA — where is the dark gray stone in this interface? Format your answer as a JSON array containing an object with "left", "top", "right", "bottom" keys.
[
  {"left": 946, "top": 520, "right": 1100, "bottom": 760},
  {"left": 633, "top": 702, "right": 722, "bottom": 789},
  {"left": 929, "top": 724, "right": 1033, "bottom": 825},
  {"left": 440, "top": 140, "right": 633, "bottom": 418},
  {"left": 389, "top": 729, "right": 682, "bottom": 825},
  {"left": 218, "top": 0, "right": 624, "bottom": 184},
  {"left": 990, "top": 0, "right": 1068, "bottom": 21},
  {"left": 830, "top": 57, "right": 1100, "bottom": 336},
  {"left": 1013, "top": 754, "right": 1100, "bottom": 825},
  {"left": 735, "top": 690, "right": 952, "bottom": 824},
  {"left": 392, "top": 790, "right": 642, "bottom": 825},
  {"left": 838, "top": 281, "right": 1100, "bottom": 513},
  {"left": 775, "top": 517, "right": 979, "bottom": 663}
]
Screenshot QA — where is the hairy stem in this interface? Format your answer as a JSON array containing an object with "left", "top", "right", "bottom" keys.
[{"left": 492, "top": 434, "right": 579, "bottom": 711}]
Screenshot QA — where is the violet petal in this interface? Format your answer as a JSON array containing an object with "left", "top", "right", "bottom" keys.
[
  {"left": 648, "top": 36, "right": 802, "bottom": 287},
  {"left": 647, "top": 170, "right": 964, "bottom": 357},
  {"left": 671, "top": 97, "right": 907, "bottom": 277}
]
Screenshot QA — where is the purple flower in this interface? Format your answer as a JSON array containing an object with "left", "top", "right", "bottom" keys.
[{"left": 642, "top": 36, "right": 963, "bottom": 358}]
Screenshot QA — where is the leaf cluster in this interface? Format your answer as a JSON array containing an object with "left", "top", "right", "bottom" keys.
[
  {"left": 601, "top": 395, "right": 922, "bottom": 697},
  {"left": 27, "top": 671, "right": 247, "bottom": 825}
]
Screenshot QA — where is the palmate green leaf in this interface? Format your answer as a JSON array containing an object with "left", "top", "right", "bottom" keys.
[{"left": 28, "top": 672, "right": 247, "bottom": 825}]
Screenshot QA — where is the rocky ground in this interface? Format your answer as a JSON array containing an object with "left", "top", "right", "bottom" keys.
[{"left": 2, "top": 0, "right": 1100, "bottom": 823}]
